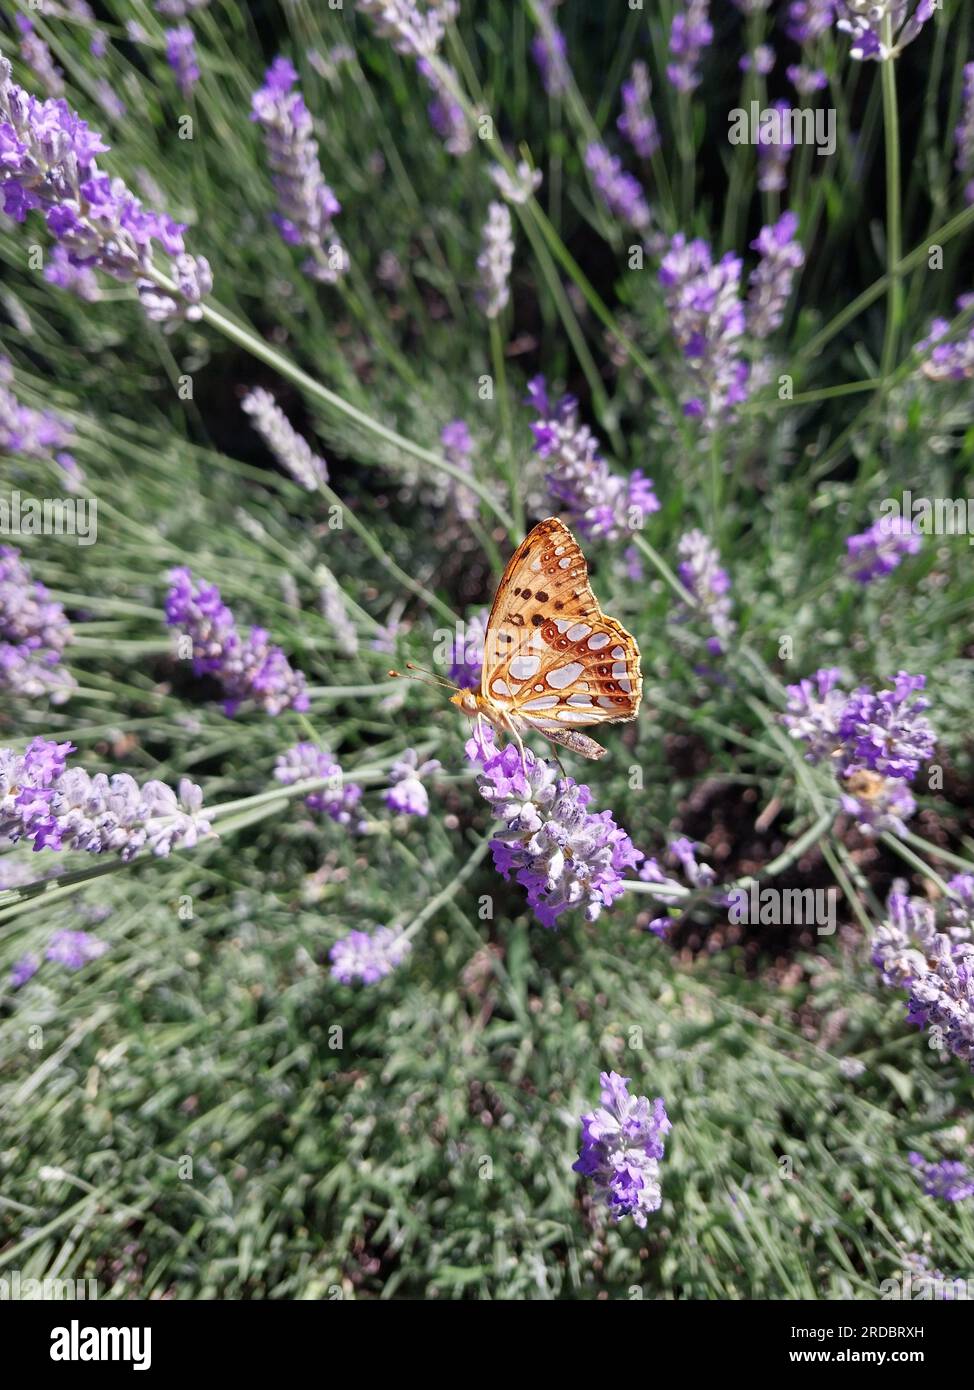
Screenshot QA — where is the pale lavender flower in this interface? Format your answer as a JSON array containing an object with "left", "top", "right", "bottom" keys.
[
  {"left": 0, "top": 546, "right": 76, "bottom": 705},
  {"left": 250, "top": 57, "right": 346, "bottom": 283},
  {"left": 584, "top": 143, "right": 652, "bottom": 233},
  {"left": 467, "top": 729, "right": 643, "bottom": 930},
  {"left": 46, "top": 928, "right": 107, "bottom": 969},
  {"left": 241, "top": 387, "right": 328, "bottom": 491},
  {"left": 165, "top": 26, "right": 200, "bottom": 98},
  {"left": 274, "top": 742, "right": 365, "bottom": 830},
  {"left": 782, "top": 667, "right": 847, "bottom": 763},
  {"left": 740, "top": 46, "right": 776, "bottom": 76},
  {"left": 658, "top": 234, "right": 749, "bottom": 427},
  {"left": 757, "top": 100, "right": 795, "bottom": 193},
  {"left": 531, "top": 1, "right": 570, "bottom": 96},
  {"left": 489, "top": 159, "right": 542, "bottom": 205},
  {"left": 356, "top": 0, "right": 456, "bottom": 59},
  {"left": 418, "top": 57, "right": 471, "bottom": 155},
  {"left": 10, "top": 953, "right": 39, "bottom": 987},
  {"left": 330, "top": 924, "right": 410, "bottom": 984},
  {"left": 440, "top": 418, "right": 477, "bottom": 520},
  {"left": 667, "top": 0, "right": 712, "bottom": 94},
  {"left": 383, "top": 748, "right": 440, "bottom": 817},
  {"left": 731, "top": 0, "right": 773, "bottom": 10},
  {"left": 90, "top": 31, "right": 109, "bottom": 60},
  {"left": 747, "top": 211, "right": 804, "bottom": 339},
  {"left": 676, "top": 530, "right": 735, "bottom": 654},
  {"left": 527, "top": 376, "right": 659, "bottom": 542},
  {"left": 319, "top": 575, "right": 358, "bottom": 657},
  {"left": 907, "top": 934, "right": 974, "bottom": 1068},
  {"left": 573, "top": 1072, "right": 671, "bottom": 1227},
  {"left": 15, "top": 17, "right": 64, "bottom": 97},
  {"left": 92, "top": 80, "right": 127, "bottom": 124},
  {"left": 617, "top": 61, "right": 658, "bottom": 160},
  {"left": 788, "top": 63, "right": 828, "bottom": 95},
  {"left": 156, "top": 0, "right": 210, "bottom": 15},
  {"left": 909, "top": 1152, "right": 974, "bottom": 1202},
  {"left": 835, "top": 1, "right": 936, "bottom": 62},
  {"left": 449, "top": 609, "right": 486, "bottom": 688},
  {"left": 838, "top": 671, "right": 935, "bottom": 780},
  {"left": 956, "top": 64, "right": 974, "bottom": 206},
  {"left": 0, "top": 56, "right": 210, "bottom": 321},
  {"left": 166, "top": 567, "right": 309, "bottom": 717},
  {"left": 845, "top": 515, "right": 921, "bottom": 583},
  {"left": 915, "top": 299, "right": 974, "bottom": 381},
  {"left": 476, "top": 201, "right": 514, "bottom": 319},
  {"left": 787, "top": 0, "right": 836, "bottom": 44}
]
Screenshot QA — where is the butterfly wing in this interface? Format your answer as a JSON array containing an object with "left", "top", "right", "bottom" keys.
[{"left": 480, "top": 517, "right": 642, "bottom": 755}]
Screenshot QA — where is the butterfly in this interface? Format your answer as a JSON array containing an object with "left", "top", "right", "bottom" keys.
[{"left": 450, "top": 517, "right": 642, "bottom": 761}]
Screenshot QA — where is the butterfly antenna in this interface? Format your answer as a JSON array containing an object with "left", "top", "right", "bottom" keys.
[{"left": 388, "top": 663, "right": 460, "bottom": 693}]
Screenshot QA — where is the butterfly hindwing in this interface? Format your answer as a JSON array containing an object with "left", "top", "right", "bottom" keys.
[{"left": 480, "top": 518, "right": 642, "bottom": 746}]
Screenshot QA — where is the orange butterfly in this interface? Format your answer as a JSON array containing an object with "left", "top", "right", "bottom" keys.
[{"left": 449, "top": 517, "right": 642, "bottom": 761}]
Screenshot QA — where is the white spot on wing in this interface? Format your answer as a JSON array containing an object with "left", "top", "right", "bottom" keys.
[
  {"left": 558, "top": 557, "right": 571, "bottom": 568},
  {"left": 491, "top": 678, "right": 513, "bottom": 697},
  {"left": 611, "top": 646, "right": 625, "bottom": 660},
  {"left": 523, "top": 695, "right": 559, "bottom": 710},
  {"left": 612, "top": 661, "right": 628, "bottom": 678},
  {"left": 546, "top": 662, "right": 584, "bottom": 689},
  {"left": 567, "top": 693, "right": 594, "bottom": 706},
  {"left": 510, "top": 654, "right": 541, "bottom": 680},
  {"left": 588, "top": 632, "right": 611, "bottom": 650},
  {"left": 567, "top": 623, "right": 592, "bottom": 641},
  {"left": 598, "top": 695, "right": 616, "bottom": 708}
]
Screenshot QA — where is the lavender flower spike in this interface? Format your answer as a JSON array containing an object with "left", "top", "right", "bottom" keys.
[
  {"left": 0, "top": 545, "right": 76, "bottom": 705},
  {"left": 747, "top": 212, "right": 805, "bottom": 340},
  {"left": 383, "top": 749, "right": 440, "bottom": 817},
  {"left": 908, "top": 1152, "right": 974, "bottom": 1203},
  {"left": 835, "top": 1, "right": 936, "bottom": 62},
  {"left": 489, "top": 159, "right": 543, "bottom": 205},
  {"left": 584, "top": 143, "right": 652, "bottom": 234},
  {"left": 845, "top": 515, "right": 921, "bottom": 584},
  {"left": 356, "top": 0, "right": 456, "bottom": 59},
  {"left": 574, "top": 1072, "right": 671, "bottom": 1227},
  {"left": 166, "top": 567, "right": 309, "bottom": 716},
  {"left": 782, "top": 667, "right": 847, "bottom": 763},
  {"left": 956, "top": 63, "right": 974, "bottom": 206},
  {"left": 250, "top": 57, "right": 346, "bottom": 284},
  {"left": 476, "top": 201, "right": 514, "bottom": 319},
  {"left": 165, "top": 26, "right": 200, "bottom": 98},
  {"left": 676, "top": 529, "right": 735, "bottom": 653},
  {"left": 530, "top": 0, "right": 570, "bottom": 96},
  {"left": 329, "top": 925, "right": 410, "bottom": 984},
  {"left": 0, "top": 56, "right": 210, "bottom": 322},
  {"left": 659, "top": 235, "right": 749, "bottom": 427},
  {"left": 617, "top": 61, "right": 658, "bottom": 161},
  {"left": 46, "top": 929, "right": 108, "bottom": 970},
  {"left": 467, "top": 729, "right": 643, "bottom": 929},
  {"left": 274, "top": 742, "right": 365, "bottom": 830},
  {"left": 838, "top": 671, "right": 935, "bottom": 780},
  {"left": 667, "top": 0, "right": 713, "bottom": 94},
  {"left": 241, "top": 387, "right": 328, "bottom": 491}
]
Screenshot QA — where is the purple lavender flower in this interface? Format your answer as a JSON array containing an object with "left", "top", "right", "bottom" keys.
[
  {"left": 1, "top": 358, "right": 76, "bottom": 461},
  {"left": 907, "top": 934, "right": 974, "bottom": 1068},
  {"left": 165, "top": 26, "right": 200, "bottom": 98},
  {"left": 845, "top": 515, "right": 921, "bottom": 583},
  {"left": 676, "top": 530, "right": 735, "bottom": 654},
  {"left": 15, "top": 17, "right": 64, "bottom": 97},
  {"left": 0, "top": 546, "right": 76, "bottom": 705},
  {"left": 383, "top": 749, "right": 440, "bottom": 817},
  {"left": 274, "top": 742, "right": 365, "bottom": 830},
  {"left": 440, "top": 419, "right": 477, "bottom": 520},
  {"left": 356, "top": 0, "right": 456, "bottom": 59},
  {"left": 573, "top": 1072, "right": 671, "bottom": 1227},
  {"left": 659, "top": 235, "right": 749, "bottom": 427},
  {"left": 757, "top": 100, "right": 795, "bottom": 193},
  {"left": 530, "top": 1, "right": 570, "bottom": 96},
  {"left": 617, "top": 61, "right": 658, "bottom": 160},
  {"left": 839, "top": 770, "right": 916, "bottom": 838},
  {"left": 476, "top": 201, "right": 514, "bottom": 319},
  {"left": 43, "top": 243, "right": 102, "bottom": 301},
  {"left": 782, "top": 667, "right": 847, "bottom": 763},
  {"left": 956, "top": 64, "right": 974, "bottom": 206},
  {"left": 740, "top": 46, "right": 776, "bottom": 77},
  {"left": 467, "top": 729, "right": 643, "bottom": 929},
  {"left": 241, "top": 387, "right": 328, "bottom": 491},
  {"left": 584, "top": 143, "right": 652, "bottom": 234},
  {"left": 250, "top": 57, "right": 346, "bottom": 284},
  {"left": 915, "top": 298, "right": 974, "bottom": 381},
  {"left": 747, "top": 212, "right": 804, "bottom": 339},
  {"left": 10, "top": 953, "right": 39, "bottom": 987},
  {"left": 667, "top": 0, "right": 712, "bottom": 94},
  {"left": 166, "top": 567, "right": 309, "bottom": 717},
  {"left": 527, "top": 375, "right": 659, "bottom": 542},
  {"left": 448, "top": 609, "right": 486, "bottom": 688},
  {"left": 329, "top": 925, "right": 410, "bottom": 984},
  {"left": 46, "top": 928, "right": 107, "bottom": 970},
  {"left": 417, "top": 57, "right": 471, "bottom": 155},
  {"left": 788, "top": 63, "right": 828, "bottom": 96},
  {"left": 908, "top": 1152, "right": 974, "bottom": 1202},
  {"left": 835, "top": 1, "right": 936, "bottom": 62},
  {"left": 786, "top": 0, "right": 836, "bottom": 44},
  {"left": 0, "top": 56, "right": 210, "bottom": 321},
  {"left": 838, "top": 671, "right": 935, "bottom": 780}
]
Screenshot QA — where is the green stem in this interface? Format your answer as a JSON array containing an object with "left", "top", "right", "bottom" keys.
[{"left": 879, "top": 30, "right": 903, "bottom": 383}]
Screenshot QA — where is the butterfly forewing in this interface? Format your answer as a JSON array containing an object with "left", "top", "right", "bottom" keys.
[{"left": 480, "top": 518, "right": 642, "bottom": 739}]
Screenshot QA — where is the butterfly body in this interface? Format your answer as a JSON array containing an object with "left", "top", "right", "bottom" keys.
[{"left": 462, "top": 517, "right": 642, "bottom": 761}]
